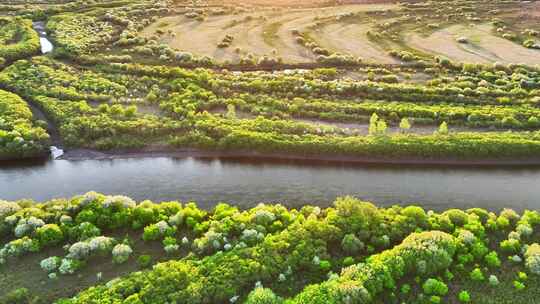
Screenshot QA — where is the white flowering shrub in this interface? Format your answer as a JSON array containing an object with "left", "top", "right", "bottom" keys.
[
  {"left": 0, "top": 237, "right": 39, "bottom": 259},
  {"left": 508, "top": 231, "right": 521, "bottom": 240},
  {"left": 40, "top": 256, "right": 61, "bottom": 272},
  {"left": 59, "top": 258, "right": 81, "bottom": 275},
  {"left": 13, "top": 216, "right": 45, "bottom": 238},
  {"left": 253, "top": 209, "right": 276, "bottom": 226},
  {"left": 181, "top": 237, "right": 189, "bottom": 246},
  {"left": 67, "top": 241, "right": 91, "bottom": 259},
  {"left": 142, "top": 221, "right": 175, "bottom": 241},
  {"left": 4, "top": 215, "right": 18, "bottom": 226},
  {"left": 489, "top": 275, "right": 500, "bottom": 286},
  {"left": 78, "top": 191, "right": 103, "bottom": 208},
  {"left": 457, "top": 229, "right": 476, "bottom": 245},
  {"left": 194, "top": 230, "right": 224, "bottom": 252},
  {"left": 517, "top": 224, "right": 533, "bottom": 238},
  {"left": 156, "top": 220, "right": 170, "bottom": 234},
  {"left": 102, "top": 195, "right": 136, "bottom": 209},
  {"left": 525, "top": 243, "right": 540, "bottom": 275},
  {"left": 510, "top": 255, "right": 523, "bottom": 263},
  {"left": 241, "top": 229, "right": 264, "bottom": 244},
  {"left": 112, "top": 244, "right": 133, "bottom": 264},
  {"left": 168, "top": 212, "right": 183, "bottom": 227},
  {"left": 60, "top": 215, "right": 73, "bottom": 224},
  {"left": 14, "top": 222, "right": 31, "bottom": 238},
  {"left": 88, "top": 236, "right": 115, "bottom": 253},
  {"left": 0, "top": 200, "right": 21, "bottom": 219}
]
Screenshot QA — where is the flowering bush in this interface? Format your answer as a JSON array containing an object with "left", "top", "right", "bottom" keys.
[
  {"left": 59, "top": 258, "right": 82, "bottom": 275},
  {"left": 142, "top": 221, "right": 175, "bottom": 241},
  {"left": 112, "top": 244, "right": 133, "bottom": 264},
  {"left": 4, "top": 193, "right": 540, "bottom": 302},
  {"left": 67, "top": 241, "right": 91, "bottom": 260},
  {"left": 524, "top": 243, "right": 540, "bottom": 275},
  {"left": 163, "top": 237, "right": 179, "bottom": 254},
  {"left": 0, "top": 237, "right": 39, "bottom": 260},
  {"left": 0, "top": 200, "right": 21, "bottom": 219},
  {"left": 88, "top": 236, "right": 115, "bottom": 255},
  {"left": 40, "top": 256, "right": 62, "bottom": 272},
  {"left": 102, "top": 195, "right": 136, "bottom": 209},
  {"left": 489, "top": 274, "right": 500, "bottom": 286}
]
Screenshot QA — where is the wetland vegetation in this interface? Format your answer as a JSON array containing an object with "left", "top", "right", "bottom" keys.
[{"left": 1, "top": 0, "right": 540, "bottom": 303}]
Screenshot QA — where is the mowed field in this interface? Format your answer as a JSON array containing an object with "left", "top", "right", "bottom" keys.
[
  {"left": 406, "top": 24, "right": 540, "bottom": 65},
  {"left": 141, "top": 1, "right": 540, "bottom": 65},
  {"left": 140, "top": 4, "right": 397, "bottom": 63}
]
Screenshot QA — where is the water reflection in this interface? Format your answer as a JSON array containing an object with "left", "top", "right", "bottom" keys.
[{"left": 1, "top": 156, "right": 540, "bottom": 211}]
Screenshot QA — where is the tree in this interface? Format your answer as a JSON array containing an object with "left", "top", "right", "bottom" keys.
[
  {"left": 377, "top": 120, "right": 387, "bottom": 135},
  {"left": 226, "top": 104, "right": 236, "bottom": 119},
  {"left": 368, "top": 113, "right": 387, "bottom": 136},
  {"left": 399, "top": 118, "right": 411, "bottom": 133},
  {"left": 437, "top": 122, "right": 449, "bottom": 135}
]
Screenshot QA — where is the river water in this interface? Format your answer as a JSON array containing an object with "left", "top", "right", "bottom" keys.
[{"left": 1, "top": 156, "right": 540, "bottom": 211}]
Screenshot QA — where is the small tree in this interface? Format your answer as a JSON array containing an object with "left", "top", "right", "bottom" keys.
[
  {"left": 437, "top": 121, "right": 449, "bottom": 135},
  {"left": 399, "top": 118, "right": 411, "bottom": 133},
  {"left": 377, "top": 120, "right": 387, "bottom": 135},
  {"left": 368, "top": 113, "right": 379, "bottom": 135},
  {"left": 226, "top": 104, "right": 236, "bottom": 119}
]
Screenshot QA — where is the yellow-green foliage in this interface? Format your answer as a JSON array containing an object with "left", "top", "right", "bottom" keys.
[
  {"left": 0, "top": 17, "right": 40, "bottom": 61},
  {"left": 0, "top": 89, "right": 49, "bottom": 158}
]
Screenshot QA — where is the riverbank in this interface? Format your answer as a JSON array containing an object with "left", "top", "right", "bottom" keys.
[{"left": 58, "top": 146, "right": 540, "bottom": 167}]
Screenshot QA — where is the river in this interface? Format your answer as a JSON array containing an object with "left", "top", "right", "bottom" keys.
[{"left": 1, "top": 156, "right": 540, "bottom": 211}]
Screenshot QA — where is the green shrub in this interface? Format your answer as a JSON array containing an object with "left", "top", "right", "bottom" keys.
[
  {"left": 513, "top": 280, "right": 525, "bottom": 290},
  {"left": 35, "top": 224, "right": 64, "bottom": 247},
  {"left": 341, "top": 233, "right": 364, "bottom": 255},
  {"left": 484, "top": 251, "right": 501, "bottom": 268},
  {"left": 422, "top": 278, "right": 448, "bottom": 296},
  {"left": 458, "top": 290, "right": 471, "bottom": 303},
  {"left": 2, "top": 288, "right": 31, "bottom": 304},
  {"left": 244, "top": 287, "right": 283, "bottom": 304},
  {"left": 470, "top": 268, "right": 485, "bottom": 281},
  {"left": 137, "top": 255, "right": 152, "bottom": 269}
]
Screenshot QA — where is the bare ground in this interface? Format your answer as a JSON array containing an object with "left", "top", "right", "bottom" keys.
[
  {"left": 141, "top": 4, "right": 396, "bottom": 63},
  {"left": 314, "top": 22, "right": 398, "bottom": 63},
  {"left": 405, "top": 23, "right": 540, "bottom": 65}
]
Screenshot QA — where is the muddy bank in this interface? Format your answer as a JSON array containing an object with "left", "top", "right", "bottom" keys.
[{"left": 59, "top": 146, "right": 540, "bottom": 167}]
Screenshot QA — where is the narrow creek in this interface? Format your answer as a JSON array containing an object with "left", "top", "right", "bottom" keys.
[{"left": 32, "top": 21, "right": 54, "bottom": 54}]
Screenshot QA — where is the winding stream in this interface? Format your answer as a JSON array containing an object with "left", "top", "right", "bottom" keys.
[
  {"left": 32, "top": 21, "right": 53, "bottom": 54},
  {"left": 2, "top": 156, "right": 540, "bottom": 211}
]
